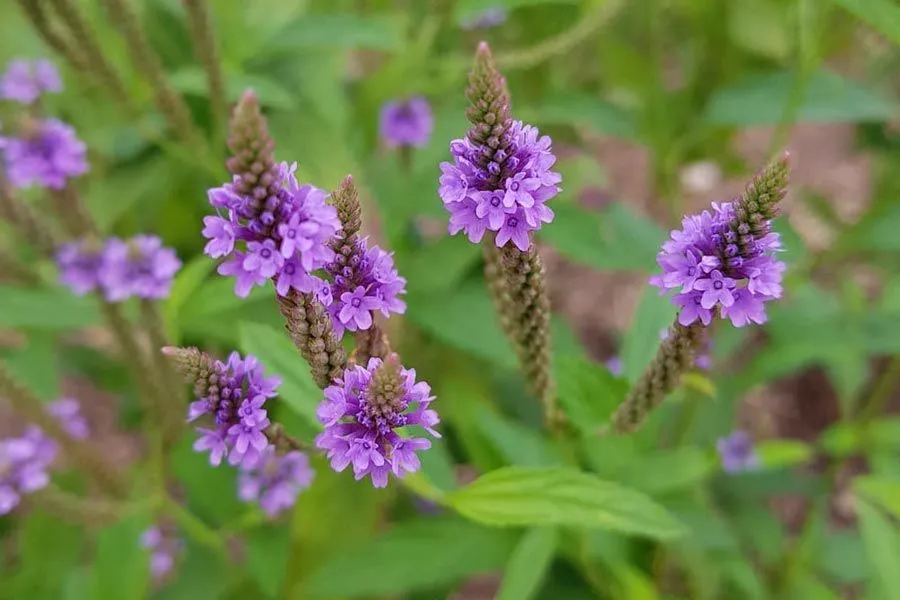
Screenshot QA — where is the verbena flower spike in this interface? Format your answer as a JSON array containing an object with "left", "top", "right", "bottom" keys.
[
  {"left": 611, "top": 154, "right": 791, "bottom": 434},
  {"left": 440, "top": 42, "right": 560, "bottom": 428}
]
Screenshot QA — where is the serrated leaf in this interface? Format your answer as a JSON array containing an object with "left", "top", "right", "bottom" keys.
[
  {"left": 446, "top": 467, "right": 685, "bottom": 539},
  {"left": 704, "top": 69, "right": 897, "bottom": 126},
  {"left": 496, "top": 527, "right": 558, "bottom": 600},
  {"left": 856, "top": 497, "right": 900, "bottom": 600},
  {"left": 555, "top": 355, "right": 628, "bottom": 433},
  {"left": 239, "top": 321, "right": 321, "bottom": 430},
  {"left": 304, "top": 516, "right": 518, "bottom": 597}
]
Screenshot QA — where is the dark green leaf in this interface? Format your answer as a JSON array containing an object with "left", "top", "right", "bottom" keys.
[
  {"left": 496, "top": 527, "right": 558, "bottom": 600},
  {"left": 476, "top": 410, "right": 564, "bottom": 467},
  {"left": 89, "top": 515, "right": 151, "bottom": 600},
  {"left": 170, "top": 435, "right": 245, "bottom": 524},
  {"left": 245, "top": 525, "right": 290, "bottom": 598},
  {"left": 446, "top": 467, "right": 686, "bottom": 539},
  {"left": 305, "top": 516, "right": 518, "bottom": 597},
  {"left": 8, "top": 511, "right": 84, "bottom": 600},
  {"left": 2, "top": 332, "right": 59, "bottom": 401},
  {"left": 620, "top": 287, "right": 676, "bottom": 384},
  {"left": 0, "top": 286, "right": 100, "bottom": 330},
  {"left": 155, "top": 542, "right": 231, "bottom": 600},
  {"left": 239, "top": 321, "right": 321, "bottom": 431},
  {"left": 397, "top": 235, "right": 481, "bottom": 296},
  {"left": 555, "top": 355, "right": 628, "bottom": 433}
]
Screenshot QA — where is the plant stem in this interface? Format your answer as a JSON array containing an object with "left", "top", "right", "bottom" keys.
[{"left": 162, "top": 495, "right": 231, "bottom": 565}]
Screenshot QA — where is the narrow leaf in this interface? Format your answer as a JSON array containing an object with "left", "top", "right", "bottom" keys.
[{"left": 496, "top": 527, "right": 558, "bottom": 600}]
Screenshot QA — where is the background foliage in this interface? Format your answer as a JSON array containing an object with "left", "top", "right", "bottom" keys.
[{"left": 1, "top": 0, "right": 900, "bottom": 598}]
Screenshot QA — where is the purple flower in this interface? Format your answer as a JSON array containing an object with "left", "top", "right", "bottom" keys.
[
  {"left": 95, "top": 235, "right": 182, "bottom": 301},
  {"left": 203, "top": 163, "right": 340, "bottom": 298},
  {"left": 186, "top": 351, "right": 281, "bottom": 468},
  {"left": 238, "top": 447, "right": 314, "bottom": 518},
  {"left": 315, "top": 356, "right": 439, "bottom": 488},
  {"left": 57, "top": 240, "right": 104, "bottom": 295},
  {"left": 460, "top": 7, "right": 508, "bottom": 30},
  {"left": 716, "top": 430, "right": 759, "bottom": 474},
  {"left": 379, "top": 97, "right": 433, "bottom": 148},
  {"left": 323, "top": 238, "right": 407, "bottom": 336},
  {"left": 439, "top": 121, "right": 561, "bottom": 250},
  {"left": 1, "top": 59, "right": 61, "bottom": 104},
  {"left": 605, "top": 357, "right": 623, "bottom": 377},
  {"left": 0, "top": 397, "right": 86, "bottom": 515},
  {"left": 651, "top": 200, "right": 786, "bottom": 327},
  {"left": 140, "top": 526, "right": 183, "bottom": 584},
  {"left": 1, "top": 118, "right": 88, "bottom": 189}
]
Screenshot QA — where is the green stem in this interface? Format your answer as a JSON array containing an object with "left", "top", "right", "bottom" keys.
[
  {"left": 162, "top": 495, "right": 231, "bottom": 565},
  {"left": 856, "top": 356, "right": 900, "bottom": 425}
]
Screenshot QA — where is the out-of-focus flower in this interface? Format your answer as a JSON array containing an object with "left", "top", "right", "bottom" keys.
[
  {"left": 315, "top": 355, "right": 439, "bottom": 488},
  {"left": 238, "top": 447, "right": 314, "bottom": 517},
  {"left": 0, "top": 58, "right": 61, "bottom": 104},
  {"left": 0, "top": 118, "right": 88, "bottom": 189},
  {"left": 460, "top": 7, "right": 508, "bottom": 31},
  {"left": 139, "top": 525, "right": 183, "bottom": 584},
  {"left": 379, "top": 97, "right": 433, "bottom": 148},
  {"left": 716, "top": 430, "right": 760, "bottom": 474}
]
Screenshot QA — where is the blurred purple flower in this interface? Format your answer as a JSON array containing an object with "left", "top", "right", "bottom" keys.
[
  {"left": 1, "top": 58, "right": 61, "bottom": 104},
  {"left": 139, "top": 526, "right": 183, "bottom": 584},
  {"left": 0, "top": 398, "right": 88, "bottom": 515},
  {"left": 716, "top": 430, "right": 759, "bottom": 474},
  {"left": 204, "top": 162, "right": 340, "bottom": 298},
  {"left": 238, "top": 447, "right": 314, "bottom": 518},
  {"left": 0, "top": 118, "right": 88, "bottom": 189},
  {"left": 440, "top": 121, "right": 560, "bottom": 250},
  {"left": 379, "top": 97, "right": 433, "bottom": 148},
  {"left": 605, "top": 356, "right": 623, "bottom": 377},
  {"left": 460, "top": 7, "right": 508, "bottom": 31},
  {"left": 185, "top": 351, "right": 280, "bottom": 468},
  {"left": 57, "top": 235, "right": 181, "bottom": 301},
  {"left": 315, "top": 355, "right": 439, "bottom": 488}
]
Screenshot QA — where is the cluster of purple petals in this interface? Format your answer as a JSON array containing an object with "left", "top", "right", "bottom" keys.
[
  {"left": 439, "top": 121, "right": 561, "bottom": 251},
  {"left": 0, "top": 398, "right": 88, "bottom": 515},
  {"left": 57, "top": 235, "right": 182, "bottom": 301},
  {"left": 139, "top": 526, "right": 183, "bottom": 583},
  {"left": 188, "top": 352, "right": 280, "bottom": 469},
  {"left": 460, "top": 7, "right": 508, "bottom": 30},
  {"left": 0, "top": 118, "right": 88, "bottom": 190},
  {"left": 650, "top": 201, "right": 785, "bottom": 328},
  {"left": 238, "top": 447, "right": 314, "bottom": 517},
  {"left": 203, "top": 162, "right": 341, "bottom": 298},
  {"left": 323, "top": 238, "right": 407, "bottom": 337},
  {"left": 379, "top": 98, "right": 433, "bottom": 148},
  {"left": 716, "top": 430, "right": 759, "bottom": 474},
  {"left": 315, "top": 358, "right": 440, "bottom": 488},
  {"left": 1, "top": 58, "right": 61, "bottom": 104}
]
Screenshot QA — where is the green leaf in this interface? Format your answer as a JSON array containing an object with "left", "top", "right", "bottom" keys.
[
  {"left": 555, "top": 355, "right": 628, "bottom": 434},
  {"left": 169, "top": 66, "right": 296, "bottom": 110},
  {"left": 614, "top": 447, "right": 714, "bottom": 496},
  {"left": 727, "top": 0, "right": 791, "bottom": 61},
  {"left": 496, "top": 527, "right": 558, "bottom": 600},
  {"left": 239, "top": 321, "right": 321, "bottom": 431},
  {"left": 163, "top": 254, "right": 217, "bottom": 343},
  {"left": 476, "top": 410, "right": 564, "bottom": 467},
  {"left": 755, "top": 439, "right": 814, "bottom": 469},
  {"left": 0, "top": 286, "right": 100, "bottom": 330},
  {"left": 2, "top": 332, "right": 59, "bottom": 401},
  {"left": 521, "top": 93, "right": 638, "bottom": 139},
  {"left": 245, "top": 525, "right": 290, "bottom": 598},
  {"left": 155, "top": 543, "right": 230, "bottom": 600},
  {"left": 537, "top": 202, "right": 664, "bottom": 273},
  {"left": 855, "top": 476, "right": 900, "bottom": 521},
  {"left": 86, "top": 157, "right": 171, "bottom": 231},
  {"left": 826, "top": 0, "right": 900, "bottom": 45},
  {"left": 305, "top": 517, "right": 519, "bottom": 597},
  {"left": 89, "top": 515, "right": 151, "bottom": 600},
  {"left": 417, "top": 436, "right": 458, "bottom": 493},
  {"left": 397, "top": 235, "right": 481, "bottom": 296},
  {"left": 446, "top": 467, "right": 685, "bottom": 539},
  {"left": 263, "top": 14, "right": 406, "bottom": 55},
  {"left": 620, "top": 287, "right": 677, "bottom": 384},
  {"left": 8, "top": 511, "right": 84, "bottom": 600},
  {"left": 170, "top": 435, "right": 245, "bottom": 524},
  {"left": 855, "top": 497, "right": 900, "bottom": 600},
  {"left": 704, "top": 70, "right": 897, "bottom": 126}
]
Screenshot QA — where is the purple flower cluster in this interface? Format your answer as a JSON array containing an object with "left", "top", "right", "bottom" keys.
[
  {"left": 315, "top": 357, "right": 439, "bottom": 488},
  {"left": 379, "top": 98, "right": 433, "bottom": 149},
  {"left": 187, "top": 352, "right": 280, "bottom": 468},
  {"left": 1, "top": 58, "right": 61, "bottom": 104},
  {"left": 323, "top": 238, "right": 406, "bottom": 337},
  {"left": 716, "top": 430, "right": 759, "bottom": 474},
  {"left": 238, "top": 447, "right": 314, "bottom": 517},
  {"left": 460, "top": 7, "right": 508, "bottom": 30},
  {"left": 651, "top": 202, "right": 785, "bottom": 328},
  {"left": 57, "top": 235, "right": 182, "bottom": 301},
  {"left": 439, "top": 121, "right": 561, "bottom": 251},
  {"left": 0, "top": 398, "right": 88, "bottom": 515},
  {"left": 203, "top": 162, "right": 341, "bottom": 298},
  {"left": 0, "top": 118, "right": 88, "bottom": 190},
  {"left": 139, "top": 526, "right": 183, "bottom": 583}
]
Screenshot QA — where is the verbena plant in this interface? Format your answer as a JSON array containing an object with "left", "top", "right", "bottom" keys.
[{"left": 1, "top": 1, "right": 899, "bottom": 599}]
